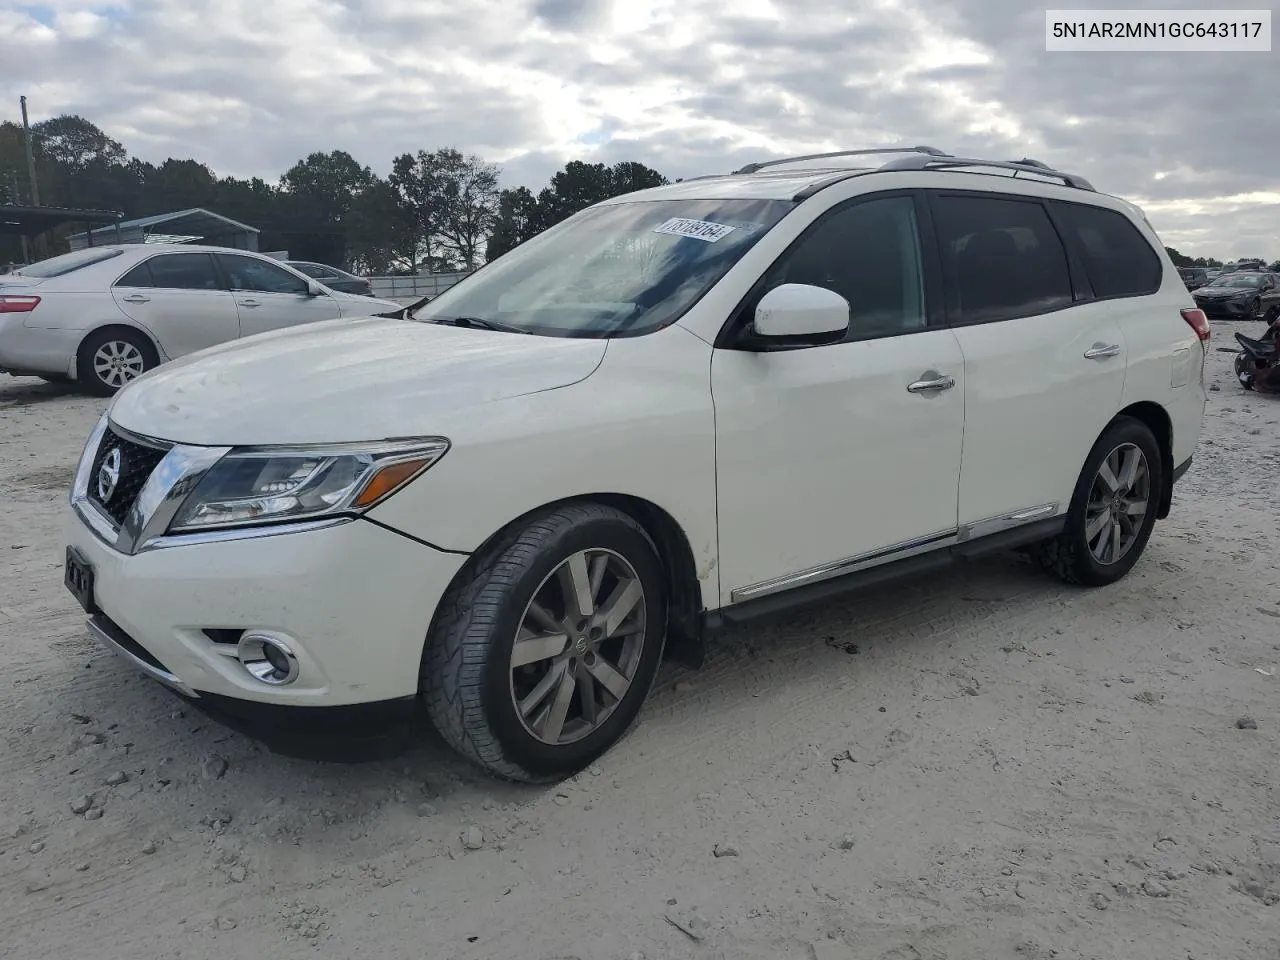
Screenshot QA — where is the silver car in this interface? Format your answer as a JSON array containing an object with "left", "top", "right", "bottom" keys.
[{"left": 0, "top": 245, "right": 400, "bottom": 395}]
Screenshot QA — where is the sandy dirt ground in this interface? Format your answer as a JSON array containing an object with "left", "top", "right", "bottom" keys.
[{"left": 1, "top": 324, "right": 1278, "bottom": 960}]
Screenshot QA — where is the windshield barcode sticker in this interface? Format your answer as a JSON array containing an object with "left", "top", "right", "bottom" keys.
[{"left": 652, "top": 218, "right": 737, "bottom": 243}]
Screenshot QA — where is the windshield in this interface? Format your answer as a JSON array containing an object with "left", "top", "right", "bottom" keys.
[
  {"left": 13, "top": 247, "right": 124, "bottom": 278},
  {"left": 412, "top": 198, "right": 793, "bottom": 338},
  {"left": 1210, "top": 274, "right": 1264, "bottom": 287}
]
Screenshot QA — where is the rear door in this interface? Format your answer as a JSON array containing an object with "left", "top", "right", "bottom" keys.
[
  {"left": 111, "top": 252, "right": 240, "bottom": 358},
  {"left": 930, "top": 191, "right": 1129, "bottom": 534},
  {"left": 215, "top": 254, "right": 346, "bottom": 337}
]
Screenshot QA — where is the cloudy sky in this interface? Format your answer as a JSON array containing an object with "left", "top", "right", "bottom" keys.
[{"left": 2, "top": 0, "right": 1276, "bottom": 258}]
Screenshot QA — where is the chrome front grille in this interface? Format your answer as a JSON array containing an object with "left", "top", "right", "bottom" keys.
[{"left": 86, "top": 427, "right": 169, "bottom": 526}]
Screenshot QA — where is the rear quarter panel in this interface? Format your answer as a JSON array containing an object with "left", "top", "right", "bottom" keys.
[{"left": 1117, "top": 235, "right": 1205, "bottom": 469}]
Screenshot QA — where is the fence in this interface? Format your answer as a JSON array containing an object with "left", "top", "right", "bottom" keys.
[{"left": 368, "top": 272, "right": 471, "bottom": 302}]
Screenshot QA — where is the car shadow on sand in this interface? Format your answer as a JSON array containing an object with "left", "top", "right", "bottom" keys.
[
  {"left": 0, "top": 375, "right": 87, "bottom": 408},
  {"left": 44, "top": 547, "right": 1073, "bottom": 819}
]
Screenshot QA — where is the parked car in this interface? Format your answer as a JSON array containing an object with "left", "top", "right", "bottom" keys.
[
  {"left": 0, "top": 245, "right": 399, "bottom": 394},
  {"left": 1178, "top": 266, "right": 1210, "bottom": 290},
  {"left": 285, "top": 261, "right": 374, "bottom": 297},
  {"left": 1191, "top": 271, "right": 1280, "bottom": 321},
  {"left": 64, "top": 147, "right": 1207, "bottom": 781}
]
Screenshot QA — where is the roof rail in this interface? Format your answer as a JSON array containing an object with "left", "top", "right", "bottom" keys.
[
  {"left": 735, "top": 145, "right": 950, "bottom": 175},
  {"left": 877, "top": 154, "right": 1095, "bottom": 191}
]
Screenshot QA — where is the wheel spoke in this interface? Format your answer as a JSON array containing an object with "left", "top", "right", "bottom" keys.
[
  {"left": 526, "top": 600, "right": 562, "bottom": 633},
  {"left": 1122, "top": 498, "right": 1148, "bottom": 517},
  {"left": 577, "top": 669, "right": 599, "bottom": 725},
  {"left": 519, "top": 660, "right": 566, "bottom": 718},
  {"left": 1097, "top": 459, "right": 1122, "bottom": 494},
  {"left": 1085, "top": 508, "right": 1110, "bottom": 540},
  {"left": 1093, "top": 519, "right": 1113, "bottom": 559},
  {"left": 595, "top": 577, "right": 643, "bottom": 636},
  {"left": 1116, "top": 447, "right": 1142, "bottom": 492},
  {"left": 558, "top": 551, "right": 596, "bottom": 620},
  {"left": 588, "top": 554, "right": 608, "bottom": 601},
  {"left": 1108, "top": 520, "right": 1123, "bottom": 562},
  {"left": 511, "top": 628, "right": 568, "bottom": 667},
  {"left": 538, "top": 669, "right": 576, "bottom": 743},
  {"left": 586, "top": 656, "right": 630, "bottom": 701}
]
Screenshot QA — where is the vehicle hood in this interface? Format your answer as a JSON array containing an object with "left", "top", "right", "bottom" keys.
[
  {"left": 1196, "top": 286, "right": 1252, "bottom": 297},
  {"left": 108, "top": 316, "right": 607, "bottom": 446}
]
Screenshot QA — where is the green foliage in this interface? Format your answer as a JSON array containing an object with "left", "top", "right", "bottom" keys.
[{"left": 1, "top": 113, "right": 668, "bottom": 271}]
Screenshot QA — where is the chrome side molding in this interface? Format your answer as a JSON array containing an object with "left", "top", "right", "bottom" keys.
[{"left": 729, "top": 503, "right": 1060, "bottom": 604}]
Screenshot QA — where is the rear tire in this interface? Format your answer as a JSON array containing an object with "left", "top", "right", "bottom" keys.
[
  {"left": 76, "top": 328, "right": 157, "bottom": 396},
  {"left": 422, "top": 502, "right": 667, "bottom": 782},
  {"left": 1033, "top": 417, "right": 1163, "bottom": 587}
]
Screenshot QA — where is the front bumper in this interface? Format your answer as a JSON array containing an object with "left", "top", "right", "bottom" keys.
[
  {"left": 66, "top": 507, "right": 468, "bottom": 708},
  {"left": 1193, "top": 298, "right": 1252, "bottom": 318}
]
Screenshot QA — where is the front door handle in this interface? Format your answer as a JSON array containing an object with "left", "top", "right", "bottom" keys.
[
  {"left": 907, "top": 370, "right": 956, "bottom": 394},
  {"left": 1084, "top": 342, "right": 1121, "bottom": 360},
  {"left": 237, "top": 298, "right": 260, "bottom": 307},
  {"left": 120, "top": 294, "right": 150, "bottom": 304}
]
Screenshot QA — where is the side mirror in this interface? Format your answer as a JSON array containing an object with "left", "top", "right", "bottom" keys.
[
  {"left": 305, "top": 280, "right": 325, "bottom": 297},
  {"left": 752, "top": 283, "right": 849, "bottom": 343}
]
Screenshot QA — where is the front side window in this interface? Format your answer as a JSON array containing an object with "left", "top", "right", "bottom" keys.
[
  {"left": 217, "top": 255, "right": 310, "bottom": 295},
  {"left": 412, "top": 198, "right": 793, "bottom": 338},
  {"left": 933, "top": 195, "right": 1073, "bottom": 324},
  {"left": 1053, "top": 202, "right": 1161, "bottom": 298},
  {"left": 751, "top": 195, "right": 926, "bottom": 341},
  {"left": 144, "top": 253, "right": 223, "bottom": 291}
]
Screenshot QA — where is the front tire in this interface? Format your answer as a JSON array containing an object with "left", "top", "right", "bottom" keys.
[
  {"left": 76, "top": 328, "right": 156, "bottom": 396},
  {"left": 1033, "top": 417, "right": 1163, "bottom": 587},
  {"left": 422, "top": 502, "right": 667, "bottom": 782}
]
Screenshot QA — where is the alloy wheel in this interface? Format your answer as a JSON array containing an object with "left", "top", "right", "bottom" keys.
[
  {"left": 92, "top": 341, "right": 145, "bottom": 389},
  {"left": 1085, "top": 442, "right": 1151, "bottom": 565},
  {"left": 508, "top": 548, "right": 647, "bottom": 746}
]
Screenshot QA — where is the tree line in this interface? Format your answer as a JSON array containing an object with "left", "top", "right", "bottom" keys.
[{"left": 0, "top": 115, "right": 669, "bottom": 273}]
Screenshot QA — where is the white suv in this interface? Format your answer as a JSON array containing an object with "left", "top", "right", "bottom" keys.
[{"left": 64, "top": 147, "right": 1209, "bottom": 781}]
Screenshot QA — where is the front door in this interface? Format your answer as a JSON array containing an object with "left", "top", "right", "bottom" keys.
[
  {"left": 711, "top": 193, "right": 966, "bottom": 606},
  {"left": 214, "top": 254, "right": 345, "bottom": 338},
  {"left": 111, "top": 251, "right": 240, "bottom": 358},
  {"left": 928, "top": 191, "right": 1129, "bottom": 532}
]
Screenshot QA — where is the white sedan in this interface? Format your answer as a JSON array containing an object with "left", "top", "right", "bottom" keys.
[{"left": 0, "top": 244, "right": 400, "bottom": 394}]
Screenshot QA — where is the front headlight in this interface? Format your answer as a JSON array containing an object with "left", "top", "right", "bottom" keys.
[{"left": 168, "top": 438, "right": 449, "bottom": 533}]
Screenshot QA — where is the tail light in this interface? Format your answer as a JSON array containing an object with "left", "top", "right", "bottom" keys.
[
  {"left": 1181, "top": 307, "right": 1211, "bottom": 341},
  {"left": 0, "top": 295, "right": 40, "bottom": 313}
]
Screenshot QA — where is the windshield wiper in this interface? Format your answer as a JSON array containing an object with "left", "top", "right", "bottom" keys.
[{"left": 425, "top": 315, "right": 527, "bottom": 333}]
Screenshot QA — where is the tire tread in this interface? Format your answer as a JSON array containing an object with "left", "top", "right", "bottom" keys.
[{"left": 421, "top": 502, "right": 652, "bottom": 782}]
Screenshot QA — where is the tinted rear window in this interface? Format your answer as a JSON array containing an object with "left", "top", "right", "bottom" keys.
[
  {"left": 15, "top": 248, "right": 125, "bottom": 278},
  {"left": 1053, "top": 202, "right": 1161, "bottom": 298},
  {"left": 932, "top": 194, "right": 1073, "bottom": 324}
]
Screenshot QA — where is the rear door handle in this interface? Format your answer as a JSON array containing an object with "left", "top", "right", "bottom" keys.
[
  {"left": 907, "top": 371, "right": 956, "bottom": 394},
  {"left": 1084, "top": 342, "right": 1121, "bottom": 360},
  {"left": 237, "top": 298, "right": 260, "bottom": 307},
  {"left": 120, "top": 294, "right": 150, "bottom": 304}
]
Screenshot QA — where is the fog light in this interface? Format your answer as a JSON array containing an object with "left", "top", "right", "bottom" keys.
[{"left": 236, "top": 633, "right": 300, "bottom": 686}]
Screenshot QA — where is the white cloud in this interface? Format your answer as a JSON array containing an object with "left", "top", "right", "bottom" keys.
[{"left": 0, "top": 0, "right": 1274, "bottom": 257}]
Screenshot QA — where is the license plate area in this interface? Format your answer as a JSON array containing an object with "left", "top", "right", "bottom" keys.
[{"left": 64, "top": 546, "right": 97, "bottom": 614}]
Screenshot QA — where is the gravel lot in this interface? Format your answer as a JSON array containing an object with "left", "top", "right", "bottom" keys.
[{"left": 1, "top": 323, "right": 1277, "bottom": 960}]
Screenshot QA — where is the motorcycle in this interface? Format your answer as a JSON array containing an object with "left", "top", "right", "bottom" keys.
[{"left": 1234, "top": 315, "right": 1280, "bottom": 391}]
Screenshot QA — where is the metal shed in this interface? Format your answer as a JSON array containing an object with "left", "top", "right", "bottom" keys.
[{"left": 67, "top": 208, "right": 260, "bottom": 251}]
